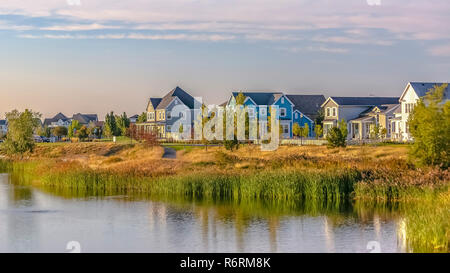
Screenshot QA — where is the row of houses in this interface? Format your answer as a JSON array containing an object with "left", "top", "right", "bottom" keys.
[{"left": 138, "top": 82, "right": 449, "bottom": 142}]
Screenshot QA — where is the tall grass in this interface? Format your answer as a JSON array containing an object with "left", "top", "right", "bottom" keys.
[{"left": 4, "top": 159, "right": 360, "bottom": 203}]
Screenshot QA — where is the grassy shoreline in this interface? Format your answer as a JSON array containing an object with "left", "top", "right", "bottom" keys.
[
  {"left": 1, "top": 142, "right": 448, "bottom": 252},
  {"left": 0, "top": 142, "right": 448, "bottom": 202}
]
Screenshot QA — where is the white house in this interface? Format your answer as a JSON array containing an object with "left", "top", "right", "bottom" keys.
[{"left": 394, "top": 82, "right": 449, "bottom": 141}]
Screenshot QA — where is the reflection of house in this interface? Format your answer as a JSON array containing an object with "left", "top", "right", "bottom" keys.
[
  {"left": 349, "top": 104, "right": 399, "bottom": 140},
  {"left": 0, "top": 120, "right": 7, "bottom": 136},
  {"left": 43, "top": 113, "right": 71, "bottom": 128},
  {"left": 139, "top": 86, "right": 198, "bottom": 139},
  {"left": 321, "top": 97, "right": 399, "bottom": 139},
  {"left": 395, "top": 82, "right": 449, "bottom": 141}
]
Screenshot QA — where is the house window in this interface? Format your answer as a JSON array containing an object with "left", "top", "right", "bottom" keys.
[
  {"left": 282, "top": 124, "right": 289, "bottom": 134},
  {"left": 332, "top": 107, "right": 337, "bottom": 116},
  {"left": 295, "top": 113, "right": 298, "bottom": 119},
  {"left": 280, "top": 108, "right": 286, "bottom": 117},
  {"left": 167, "top": 125, "right": 172, "bottom": 132},
  {"left": 247, "top": 108, "right": 255, "bottom": 118},
  {"left": 281, "top": 97, "right": 285, "bottom": 104},
  {"left": 326, "top": 107, "right": 331, "bottom": 117},
  {"left": 180, "top": 112, "right": 184, "bottom": 118},
  {"left": 260, "top": 108, "right": 267, "bottom": 116},
  {"left": 167, "top": 111, "right": 171, "bottom": 120}
]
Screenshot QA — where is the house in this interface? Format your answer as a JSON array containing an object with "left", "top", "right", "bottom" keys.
[
  {"left": 394, "top": 82, "right": 449, "bottom": 141},
  {"left": 226, "top": 92, "right": 294, "bottom": 138},
  {"left": 43, "top": 113, "right": 71, "bottom": 128},
  {"left": 224, "top": 92, "right": 324, "bottom": 139},
  {"left": 349, "top": 104, "right": 400, "bottom": 140},
  {"left": 0, "top": 120, "right": 7, "bottom": 136},
  {"left": 129, "top": 114, "right": 139, "bottom": 123},
  {"left": 286, "top": 95, "right": 325, "bottom": 137},
  {"left": 138, "top": 86, "right": 199, "bottom": 139},
  {"left": 72, "top": 113, "right": 98, "bottom": 126},
  {"left": 321, "top": 97, "right": 399, "bottom": 139}
]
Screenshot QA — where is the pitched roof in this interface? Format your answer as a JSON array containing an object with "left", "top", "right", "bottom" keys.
[
  {"left": 72, "top": 113, "right": 98, "bottom": 124},
  {"left": 231, "top": 92, "right": 284, "bottom": 105},
  {"left": 328, "top": 97, "right": 399, "bottom": 106},
  {"left": 358, "top": 104, "right": 399, "bottom": 116},
  {"left": 156, "top": 86, "right": 197, "bottom": 110},
  {"left": 286, "top": 95, "right": 326, "bottom": 117},
  {"left": 53, "top": 112, "right": 68, "bottom": 120},
  {"left": 409, "top": 82, "right": 449, "bottom": 99},
  {"left": 149, "top": 98, "right": 162, "bottom": 109},
  {"left": 43, "top": 113, "right": 71, "bottom": 127}
]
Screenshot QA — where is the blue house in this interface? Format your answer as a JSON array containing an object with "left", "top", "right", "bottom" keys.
[
  {"left": 227, "top": 92, "right": 294, "bottom": 138},
  {"left": 286, "top": 95, "right": 325, "bottom": 137}
]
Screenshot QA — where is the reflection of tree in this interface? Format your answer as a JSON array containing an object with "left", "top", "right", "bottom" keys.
[{"left": 267, "top": 216, "right": 279, "bottom": 252}]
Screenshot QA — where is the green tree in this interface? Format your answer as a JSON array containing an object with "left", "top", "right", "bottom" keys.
[
  {"left": 3, "top": 109, "right": 41, "bottom": 155},
  {"left": 314, "top": 124, "right": 323, "bottom": 139},
  {"left": 116, "top": 112, "right": 130, "bottom": 136},
  {"left": 380, "top": 127, "right": 388, "bottom": 140},
  {"left": 292, "top": 122, "right": 301, "bottom": 138},
  {"left": 235, "top": 92, "right": 246, "bottom": 105},
  {"left": 137, "top": 112, "right": 147, "bottom": 123},
  {"left": 104, "top": 111, "right": 118, "bottom": 138},
  {"left": 76, "top": 125, "right": 89, "bottom": 141},
  {"left": 300, "top": 123, "right": 309, "bottom": 143},
  {"left": 326, "top": 127, "right": 346, "bottom": 148},
  {"left": 68, "top": 120, "right": 81, "bottom": 138},
  {"left": 370, "top": 124, "right": 381, "bottom": 140},
  {"left": 408, "top": 83, "right": 449, "bottom": 168},
  {"left": 52, "top": 126, "right": 68, "bottom": 139},
  {"left": 315, "top": 108, "right": 324, "bottom": 127},
  {"left": 338, "top": 119, "right": 348, "bottom": 139}
]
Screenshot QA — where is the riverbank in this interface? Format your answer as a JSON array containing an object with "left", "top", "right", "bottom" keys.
[
  {"left": 0, "top": 142, "right": 448, "bottom": 201},
  {"left": 0, "top": 142, "right": 448, "bottom": 252}
]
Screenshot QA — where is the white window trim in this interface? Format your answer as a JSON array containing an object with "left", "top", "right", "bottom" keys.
[{"left": 280, "top": 108, "right": 287, "bottom": 117}]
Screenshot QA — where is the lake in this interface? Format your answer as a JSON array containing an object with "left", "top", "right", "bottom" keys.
[{"left": 0, "top": 173, "right": 407, "bottom": 253}]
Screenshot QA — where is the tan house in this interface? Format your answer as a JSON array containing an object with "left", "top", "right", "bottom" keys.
[{"left": 138, "top": 86, "right": 199, "bottom": 139}]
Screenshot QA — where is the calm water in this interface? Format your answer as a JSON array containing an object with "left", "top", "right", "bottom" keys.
[{"left": 0, "top": 173, "right": 407, "bottom": 253}]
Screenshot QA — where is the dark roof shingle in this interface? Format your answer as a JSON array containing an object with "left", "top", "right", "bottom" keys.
[
  {"left": 286, "top": 95, "right": 326, "bottom": 117},
  {"left": 329, "top": 97, "right": 399, "bottom": 106}
]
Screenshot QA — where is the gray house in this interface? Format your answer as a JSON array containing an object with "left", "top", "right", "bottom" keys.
[
  {"left": 321, "top": 97, "right": 399, "bottom": 139},
  {"left": 139, "top": 86, "right": 199, "bottom": 139}
]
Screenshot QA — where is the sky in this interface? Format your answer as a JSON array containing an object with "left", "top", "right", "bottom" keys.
[{"left": 1, "top": 0, "right": 449, "bottom": 120}]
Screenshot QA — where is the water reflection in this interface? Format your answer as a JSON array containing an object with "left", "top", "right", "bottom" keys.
[{"left": 0, "top": 173, "right": 406, "bottom": 253}]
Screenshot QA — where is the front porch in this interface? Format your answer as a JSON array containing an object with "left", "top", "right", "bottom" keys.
[{"left": 350, "top": 116, "right": 374, "bottom": 140}]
